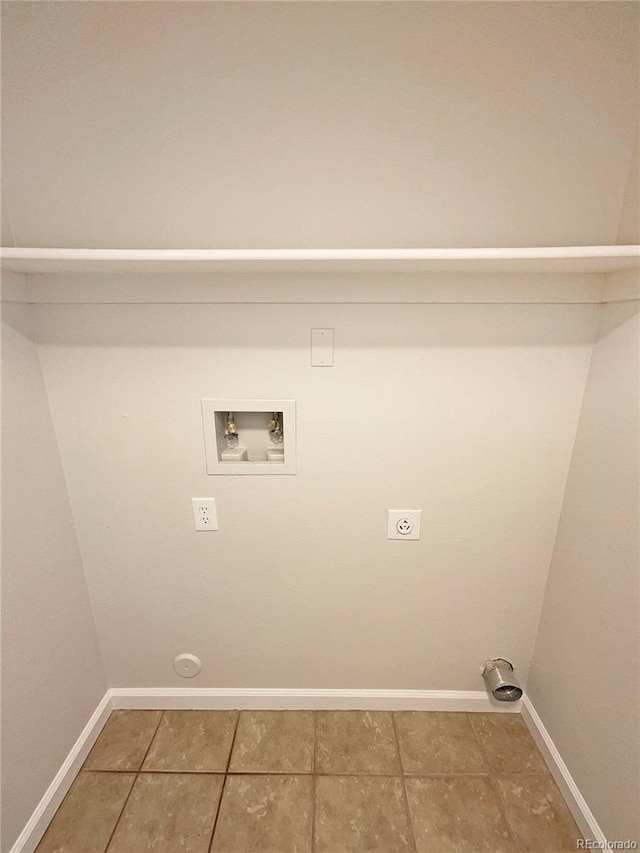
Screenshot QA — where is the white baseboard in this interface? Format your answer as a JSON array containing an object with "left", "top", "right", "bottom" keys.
[
  {"left": 9, "top": 692, "right": 114, "bottom": 853},
  {"left": 109, "top": 686, "right": 521, "bottom": 712},
  {"left": 521, "top": 695, "right": 607, "bottom": 845}
]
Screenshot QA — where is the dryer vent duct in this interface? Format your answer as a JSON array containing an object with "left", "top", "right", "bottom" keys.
[{"left": 482, "top": 659, "right": 522, "bottom": 702}]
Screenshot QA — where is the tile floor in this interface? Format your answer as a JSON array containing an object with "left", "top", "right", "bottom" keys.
[{"left": 36, "top": 709, "right": 583, "bottom": 852}]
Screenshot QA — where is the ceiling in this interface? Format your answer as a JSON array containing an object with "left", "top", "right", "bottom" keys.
[{"left": 1, "top": 1, "right": 638, "bottom": 250}]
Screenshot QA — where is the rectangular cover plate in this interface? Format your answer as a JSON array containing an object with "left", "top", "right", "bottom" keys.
[
  {"left": 202, "top": 399, "right": 296, "bottom": 475},
  {"left": 311, "top": 328, "right": 334, "bottom": 366}
]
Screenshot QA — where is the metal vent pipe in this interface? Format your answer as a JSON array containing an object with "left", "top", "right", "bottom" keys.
[{"left": 482, "top": 658, "right": 522, "bottom": 702}]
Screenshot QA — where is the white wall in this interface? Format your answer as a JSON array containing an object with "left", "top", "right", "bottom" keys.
[
  {"left": 2, "top": 2, "right": 638, "bottom": 249},
  {"left": 528, "top": 291, "right": 639, "bottom": 843},
  {"left": 1, "top": 285, "right": 106, "bottom": 853},
  {"left": 32, "top": 293, "right": 597, "bottom": 691},
  {"left": 616, "top": 131, "right": 639, "bottom": 245}
]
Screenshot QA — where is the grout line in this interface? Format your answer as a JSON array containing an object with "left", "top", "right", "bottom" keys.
[
  {"left": 81, "top": 767, "right": 524, "bottom": 777},
  {"left": 214, "top": 771, "right": 495, "bottom": 779},
  {"left": 311, "top": 712, "right": 317, "bottom": 853},
  {"left": 78, "top": 709, "right": 115, "bottom": 775},
  {"left": 313, "top": 710, "right": 320, "bottom": 774},
  {"left": 157, "top": 768, "right": 511, "bottom": 778},
  {"left": 102, "top": 774, "right": 137, "bottom": 853},
  {"left": 484, "top": 769, "right": 551, "bottom": 776},
  {"left": 391, "top": 713, "right": 418, "bottom": 853},
  {"left": 311, "top": 773, "right": 316, "bottom": 853},
  {"left": 207, "top": 710, "right": 240, "bottom": 852},
  {"left": 466, "top": 712, "right": 491, "bottom": 774},
  {"left": 467, "top": 713, "right": 519, "bottom": 850},
  {"left": 225, "top": 711, "right": 241, "bottom": 775},
  {"left": 312, "top": 711, "right": 317, "bottom": 776},
  {"left": 391, "top": 712, "right": 406, "bottom": 775},
  {"left": 465, "top": 712, "right": 495, "bottom": 776},
  {"left": 396, "top": 771, "right": 496, "bottom": 778},
  {"left": 488, "top": 774, "right": 520, "bottom": 849},
  {"left": 206, "top": 775, "right": 228, "bottom": 853},
  {"left": 137, "top": 711, "right": 165, "bottom": 773},
  {"left": 83, "top": 767, "right": 133, "bottom": 774},
  {"left": 147, "top": 768, "right": 309, "bottom": 775},
  {"left": 104, "top": 711, "right": 165, "bottom": 853}
]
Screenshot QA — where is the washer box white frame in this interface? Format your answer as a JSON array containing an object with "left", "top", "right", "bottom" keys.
[{"left": 202, "top": 399, "right": 297, "bottom": 475}]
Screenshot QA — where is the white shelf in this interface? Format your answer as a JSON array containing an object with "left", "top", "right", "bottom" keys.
[{"left": 1, "top": 246, "right": 639, "bottom": 275}]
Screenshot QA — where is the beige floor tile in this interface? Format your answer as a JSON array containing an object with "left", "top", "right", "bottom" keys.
[
  {"left": 108, "top": 773, "right": 223, "bottom": 853},
  {"left": 211, "top": 775, "right": 313, "bottom": 853},
  {"left": 495, "top": 774, "right": 583, "bottom": 852},
  {"left": 83, "top": 710, "right": 162, "bottom": 771},
  {"left": 405, "top": 776, "right": 515, "bottom": 852},
  {"left": 469, "top": 713, "right": 548, "bottom": 773},
  {"left": 316, "top": 711, "right": 401, "bottom": 774},
  {"left": 229, "top": 710, "right": 314, "bottom": 773},
  {"left": 315, "top": 775, "right": 414, "bottom": 852},
  {"left": 394, "top": 712, "right": 487, "bottom": 774},
  {"left": 36, "top": 771, "right": 134, "bottom": 853},
  {"left": 141, "top": 710, "right": 237, "bottom": 772}
]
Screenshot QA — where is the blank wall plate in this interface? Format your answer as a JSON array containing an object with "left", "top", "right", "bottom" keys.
[
  {"left": 311, "top": 328, "right": 334, "bottom": 366},
  {"left": 387, "top": 509, "right": 422, "bottom": 540}
]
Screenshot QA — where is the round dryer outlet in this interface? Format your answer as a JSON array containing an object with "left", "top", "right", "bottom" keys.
[{"left": 173, "top": 653, "right": 202, "bottom": 678}]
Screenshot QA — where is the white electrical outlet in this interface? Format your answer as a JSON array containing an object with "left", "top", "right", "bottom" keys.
[
  {"left": 387, "top": 509, "right": 422, "bottom": 540},
  {"left": 192, "top": 498, "right": 218, "bottom": 531}
]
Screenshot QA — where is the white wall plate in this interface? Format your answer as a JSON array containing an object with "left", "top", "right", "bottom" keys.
[
  {"left": 202, "top": 399, "right": 296, "bottom": 475},
  {"left": 387, "top": 509, "right": 422, "bottom": 540}
]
